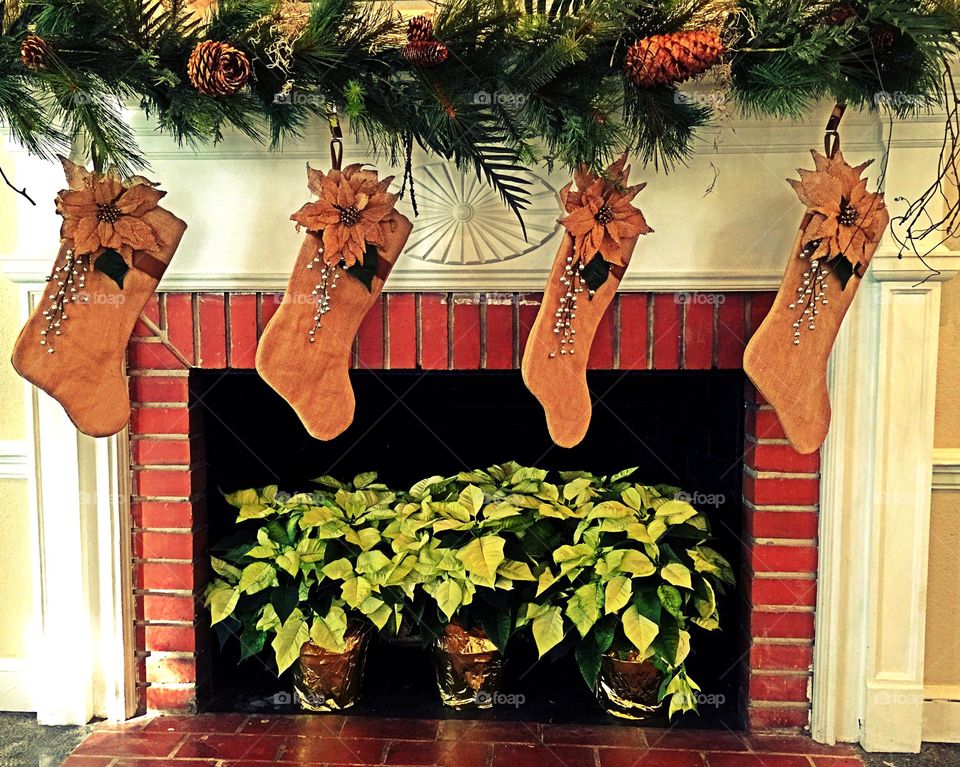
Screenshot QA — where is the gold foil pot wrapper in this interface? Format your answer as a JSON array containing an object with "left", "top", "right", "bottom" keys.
[
  {"left": 433, "top": 622, "right": 504, "bottom": 709},
  {"left": 293, "top": 623, "right": 371, "bottom": 712},
  {"left": 597, "top": 654, "right": 664, "bottom": 720}
]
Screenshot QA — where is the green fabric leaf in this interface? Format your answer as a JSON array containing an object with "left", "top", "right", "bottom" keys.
[
  {"left": 94, "top": 249, "right": 129, "bottom": 289},
  {"left": 345, "top": 243, "right": 380, "bottom": 291},
  {"left": 581, "top": 254, "right": 610, "bottom": 291},
  {"left": 826, "top": 253, "right": 856, "bottom": 290}
]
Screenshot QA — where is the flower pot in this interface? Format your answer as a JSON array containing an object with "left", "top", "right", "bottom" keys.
[
  {"left": 433, "top": 622, "right": 504, "bottom": 709},
  {"left": 293, "top": 623, "right": 371, "bottom": 712},
  {"left": 596, "top": 654, "right": 664, "bottom": 720}
]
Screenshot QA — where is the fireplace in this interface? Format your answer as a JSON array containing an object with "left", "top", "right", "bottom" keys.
[{"left": 128, "top": 289, "right": 819, "bottom": 733}]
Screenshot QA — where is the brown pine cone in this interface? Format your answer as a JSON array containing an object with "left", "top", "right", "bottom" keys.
[
  {"left": 407, "top": 15, "right": 434, "bottom": 43},
  {"left": 869, "top": 24, "right": 896, "bottom": 49},
  {"left": 187, "top": 40, "right": 251, "bottom": 97},
  {"left": 20, "top": 34, "right": 54, "bottom": 71},
  {"left": 403, "top": 40, "right": 449, "bottom": 68},
  {"left": 624, "top": 30, "right": 724, "bottom": 89},
  {"left": 824, "top": 4, "right": 857, "bottom": 25}
]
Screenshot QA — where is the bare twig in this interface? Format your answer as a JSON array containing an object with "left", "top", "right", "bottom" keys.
[{"left": 0, "top": 163, "right": 37, "bottom": 206}]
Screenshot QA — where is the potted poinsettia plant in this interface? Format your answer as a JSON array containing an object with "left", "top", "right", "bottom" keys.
[
  {"left": 204, "top": 472, "right": 413, "bottom": 711},
  {"left": 385, "top": 464, "right": 562, "bottom": 708},
  {"left": 519, "top": 468, "right": 735, "bottom": 720}
]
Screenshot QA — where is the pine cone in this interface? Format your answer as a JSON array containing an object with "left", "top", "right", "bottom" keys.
[
  {"left": 624, "top": 30, "right": 724, "bottom": 89},
  {"left": 20, "top": 34, "right": 54, "bottom": 71},
  {"left": 869, "top": 24, "right": 896, "bottom": 49},
  {"left": 187, "top": 40, "right": 251, "bottom": 97},
  {"left": 824, "top": 4, "right": 857, "bottom": 25},
  {"left": 407, "top": 15, "right": 434, "bottom": 43},
  {"left": 403, "top": 40, "right": 449, "bottom": 68}
]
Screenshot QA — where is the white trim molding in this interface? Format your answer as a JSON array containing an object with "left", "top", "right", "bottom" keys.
[
  {"left": 15, "top": 286, "right": 136, "bottom": 725},
  {"left": 923, "top": 686, "right": 960, "bottom": 743},
  {"left": 0, "top": 440, "right": 32, "bottom": 712},
  {"left": 812, "top": 244, "right": 959, "bottom": 752},
  {"left": 932, "top": 448, "right": 960, "bottom": 490},
  {"left": 0, "top": 658, "right": 34, "bottom": 712},
  {"left": 0, "top": 440, "right": 28, "bottom": 480}
]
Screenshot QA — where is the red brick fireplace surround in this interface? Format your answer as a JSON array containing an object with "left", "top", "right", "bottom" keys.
[{"left": 127, "top": 290, "right": 820, "bottom": 733}]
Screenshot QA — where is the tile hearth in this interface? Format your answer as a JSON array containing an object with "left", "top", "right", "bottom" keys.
[{"left": 61, "top": 715, "right": 863, "bottom": 766}]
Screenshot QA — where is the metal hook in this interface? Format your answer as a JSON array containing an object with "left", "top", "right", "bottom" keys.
[
  {"left": 824, "top": 103, "right": 847, "bottom": 158},
  {"left": 328, "top": 106, "right": 343, "bottom": 171}
]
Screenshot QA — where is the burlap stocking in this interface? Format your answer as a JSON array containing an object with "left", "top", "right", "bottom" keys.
[
  {"left": 256, "top": 164, "right": 411, "bottom": 440},
  {"left": 744, "top": 149, "right": 889, "bottom": 453},
  {"left": 522, "top": 234, "right": 640, "bottom": 447},
  {"left": 522, "top": 156, "right": 651, "bottom": 447},
  {"left": 11, "top": 159, "right": 187, "bottom": 438}
]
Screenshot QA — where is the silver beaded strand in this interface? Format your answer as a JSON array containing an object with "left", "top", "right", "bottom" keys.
[
  {"left": 40, "top": 249, "right": 87, "bottom": 354},
  {"left": 305, "top": 246, "right": 340, "bottom": 342},
  {"left": 549, "top": 253, "right": 585, "bottom": 358},
  {"left": 787, "top": 239, "right": 828, "bottom": 346}
]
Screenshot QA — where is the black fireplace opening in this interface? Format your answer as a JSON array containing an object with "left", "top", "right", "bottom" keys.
[{"left": 192, "top": 368, "right": 745, "bottom": 728}]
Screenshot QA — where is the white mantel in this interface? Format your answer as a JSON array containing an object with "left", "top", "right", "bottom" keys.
[
  {"left": 2, "top": 103, "right": 957, "bottom": 752},
  {"left": 3, "top": 104, "right": 951, "bottom": 291}
]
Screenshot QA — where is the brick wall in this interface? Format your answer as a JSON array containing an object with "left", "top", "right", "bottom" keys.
[{"left": 127, "top": 290, "right": 818, "bottom": 732}]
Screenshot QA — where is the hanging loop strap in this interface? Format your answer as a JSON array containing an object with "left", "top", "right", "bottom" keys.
[
  {"left": 328, "top": 109, "right": 343, "bottom": 171},
  {"left": 824, "top": 103, "right": 846, "bottom": 158}
]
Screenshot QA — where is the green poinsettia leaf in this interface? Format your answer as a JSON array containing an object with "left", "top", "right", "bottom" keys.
[
  {"left": 270, "top": 581, "right": 300, "bottom": 624},
  {"left": 581, "top": 255, "right": 610, "bottom": 292},
  {"left": 345, "top": 243, "right": 379, "bottom": 292},
  {"left": 239, "top": 624, "right": 267, "bottom": 661},
  {"left": 476, "top": 601, "right": 512, "bottom": 651},
  {"left": 575, "top": 632, "right": 602, "bottom": 690},
  {"left": 826, "top": 254, "right": 856, "bottom": 291},
  {"left": 94, "top": 249, "right": 129, "bottom": 289}
]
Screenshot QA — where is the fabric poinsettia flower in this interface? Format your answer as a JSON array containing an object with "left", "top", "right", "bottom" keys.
[
  {"left": 558, "top": 154, "right": 653, "bottom": 266},
  {"left": 788, "top": 149, "right": 888, "bottom": 267},
  {"left": 56, "top": 159, "right": 165, "bottom": 260},
  {"left": 291, "top": 164, "right": 398, "bottom": 268}
]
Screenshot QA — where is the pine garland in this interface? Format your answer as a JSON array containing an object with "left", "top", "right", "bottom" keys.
[{"left": 0, "top": 0, "right": 958, "bottom": 220}]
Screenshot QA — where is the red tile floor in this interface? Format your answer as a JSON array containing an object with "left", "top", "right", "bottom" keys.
[{"left": 59, "top": 714, "right": 865, "bottom": 766}]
